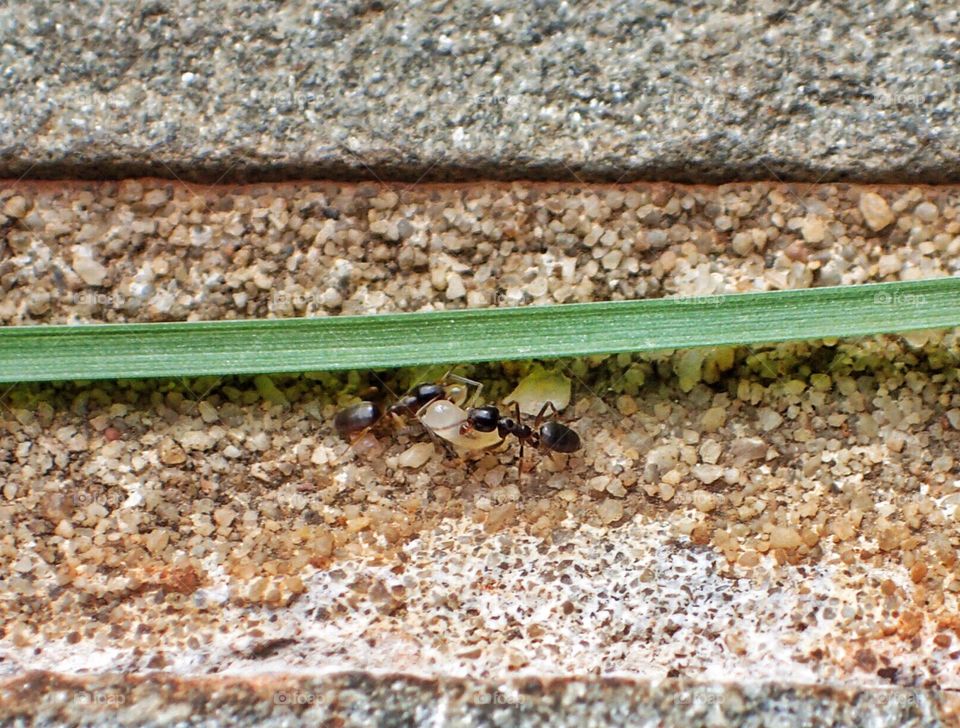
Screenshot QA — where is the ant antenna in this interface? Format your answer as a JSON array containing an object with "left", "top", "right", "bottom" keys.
[{"left": 443, "top": 372, "right": 484, "bottom": 408}]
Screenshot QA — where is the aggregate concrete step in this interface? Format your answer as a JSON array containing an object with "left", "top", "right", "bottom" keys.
[{"left": 1, "top": 1, "right": 958, "bottom": 183}]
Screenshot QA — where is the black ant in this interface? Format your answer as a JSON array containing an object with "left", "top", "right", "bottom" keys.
[
  {"left": 333, "top": 376, "right": 477, "bottom": 440},
  {"left": 462, "top": 400, "right": 581, "bottom": 476}
]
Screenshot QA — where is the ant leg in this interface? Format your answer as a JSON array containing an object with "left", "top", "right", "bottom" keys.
[
  {"left": 369, "top": 371, "right": 407, "bottom": 410},
  {"left": 437, "top": 366, "right": 455, "bottom": 382},
  {"left": 513, "top": 401, "right": 528, "bottom": 480},
  {"left": 333, "top": 421, "right": 381, "bottom": 466},
  {"left": 431, "top": 367, "right": 459, "bottom": 398},
  {"left": 533, "top": 400, "right": 562, "bottom": 429},
  {"left": 517, "top": 439, "right": 525, "bottom": 483}
]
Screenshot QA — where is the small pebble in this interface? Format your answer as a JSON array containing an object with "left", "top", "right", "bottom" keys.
[
  {"left": 914, "top": 201, "right": 938, "bottom": 223},
  {"left": 800, "top": 216, "right": 826, "bottom": 244},
  {"left": 160, "top": 439, "right": 187, "bottom": 465},
  {"left": 701, "top": 407, "right": 726, "bottom": 432},
  {"left": 445, "top": 272, "right": 466, "bottom": 300},
  {"left": 198, "top": 401, "right": 219, "bottom": 423},
  {"left": 699, "top": 439, "right": 722, "bottom": 464},
  {"left": 731, "top": 437, "right": 766, "bottom": 463},
  {"left": 946, "top": 409, "right": 960, "bottom": 430},
  {"left": 859, "top": 191, "right": 894, "bottom": 231},
  {"left": 398, "top": 442, "right": 434, "bottom": 469},
  {"left": 769, "top": 526, "right": 802, "bottom": 549},
  {"left": 692, "top": 464, "right": 723, "bottom": 485},
  {"left": 72, "top": 250, "right": 108, "bottom": 286},
  {"left": 3, "top": 196, "right": 28, "bottom": 218},
  {"left": 616, "top": 395, "right": 638, "bottom": 416},
  {"left": 692, "top": 489, "right": 718, "bottom": 513},
  {"left": 757, "top": 409, "right": 783, "bottom": 432},
  {"left": 598, "top": 498, "right": 624, "bottom": 524}
]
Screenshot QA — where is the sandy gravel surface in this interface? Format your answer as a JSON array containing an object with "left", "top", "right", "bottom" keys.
[
  {"left": 1, "top": 341, "right": 959, "bottom": 687},
  {"left": 0, "top": 180, "right": 958, "bottom": 325},
  {"left": 1, "top": 179, "right": 959, "bottom": 722}
]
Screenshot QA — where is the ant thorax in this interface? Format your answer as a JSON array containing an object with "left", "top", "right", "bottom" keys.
[{"left": 419, "top": 399, "right": 502, "bottom": 451}]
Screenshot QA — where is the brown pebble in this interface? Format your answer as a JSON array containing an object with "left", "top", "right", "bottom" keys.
[
  {"left": 898, "top": 612, "right": 923, "bottom": 640},
  {"left": 784, "top": 240, "right": 808, "bottom": 261},
  {"left": 910, "top": 562, "right": 927, "bottom": 583},
  {"left": 41, "top": 493, "right": 73, "bottom": 524},
  {"left": 484, "top": 503, "right": 517, "bottom": 533},
  {"left": 854, "top": 648, "right": 877, "bottom": 671}
]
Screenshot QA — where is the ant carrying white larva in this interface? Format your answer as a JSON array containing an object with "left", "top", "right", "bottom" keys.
[
  {"left": 333, "top": 374, "right": 468, "bottom": 437},
  {"left": 334, "top": 373, "right": 499, "bottom": 450},
  {"left": 333, "top": 373, "right": 582, "bottom": 475}
]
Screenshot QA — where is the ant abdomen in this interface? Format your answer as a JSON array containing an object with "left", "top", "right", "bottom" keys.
[
  {"left": 334, "top": 401, "right": 382, "bottom": 439},
  {"left": 539, "top": 420, "right": 581, "bottom": 453}
]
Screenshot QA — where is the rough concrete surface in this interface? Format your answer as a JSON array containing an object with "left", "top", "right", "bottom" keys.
[
  {"left": 1, "top": 672, "right": 958, "bottom": 728},
  {"left": 0, "top": 0, "right": 958, "bottom": 183}
]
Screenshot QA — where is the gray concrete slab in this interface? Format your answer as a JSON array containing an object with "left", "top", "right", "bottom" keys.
[{"left": 0, "top": 0, "right": 957, "bottom": 182}]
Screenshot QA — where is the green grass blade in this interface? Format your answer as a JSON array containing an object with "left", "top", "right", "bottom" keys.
[{"left": 0, "top": 279, "right": 957, "bottom": 383}]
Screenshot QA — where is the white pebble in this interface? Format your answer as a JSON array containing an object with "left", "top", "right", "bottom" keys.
[
  {"left": 878, "top": 254, "right": 901, "bottom": 277},
  {"left": 178, "top": 430, "right": 215, "bottom": 451},
  {"left": 3, "top": 196, "right": 28, "bottom": 218},
  {"left": 601, "top": 250, "right": 623, "bottom": 270},
  {"left": 769, "top": 526, "right": 802, "bottom": 549},
  {"left": 914, "top": 201, "right": 938, "bottom": 222},
  {"left": 692, "top": 489, "right": 718, "bottom": 512},
  {"left": 445, "top": 272, "right": 466, "bottom": 300},
  {"left": 598, "top": 498, "right": 624, "bottom": 524},
  {"left": 946, "top": 409, "right": 960, "bottom": 430},
  {"left": 647, "top": 444, "right": 679, "bottom": 471},
  {"left": 699, "top": 439, "right": 722, "bottom": 464},
  {"left": 692, "top": 464, "right": 723, "bottom": 485},
  {"left": 398, "top": 442, "right": 434, "bottom": 469},
  {"left": 757, "top": 408, "right": 783, "bottom": 432},
  {"left": 72, "top": 248, "right": 108, "bottom": 286}
]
